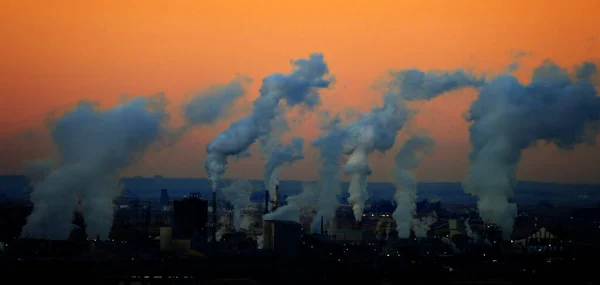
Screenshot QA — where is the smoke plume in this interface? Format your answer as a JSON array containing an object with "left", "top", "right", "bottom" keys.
[
  {"left": 412, "top": 214, "right": 437, "bottom": 238},
  {"left": 389, "top": 68, "right": 485, "bottom": 101},
  {"left": 389, "top": 61, "right": 600, "bottom": 240},
  {"left": 463, "top": 60, "right": 600, "bottom": 239},
  {"left": 240, "top": 214, "right": 255, "bottom": 230},
  {"left": 310, "top": 113, "right": 346, "bottom": 233},
  {"left": 391, "top": 136, "right": 436, "bottom": 238},
  {"left": 342, "top": 94, "right": 410, "bottom": 221},
  {"left": 205, "top": 53, "right": 333, "bottom": 191},
  {"left": 183, "top": 75, "right": 251, "bottom": 126},
  {"left": 465, "top": 218, "right": 477, "bottom": 239},
  {"left": 263, "top": 136, "right": 304, "bottom": 193},
  {"left": 313, "top": 67, "right": 479, "bottom": 223},
  {"left": 263, "top": 182, "right": 319, "bottom": 223},
  {"left": 221, "top": 179, "right": 254, "bottom": 231},
  {"left": 256, "top": 234, "right": 264, "bottom": 249},
  {"left": 22, "top": 95, "right": 168, "bottom": 240}
]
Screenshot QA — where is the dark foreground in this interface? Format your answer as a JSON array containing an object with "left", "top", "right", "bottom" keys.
[{"left": 1, "top": 255, "right": 598, "bottom": 285}]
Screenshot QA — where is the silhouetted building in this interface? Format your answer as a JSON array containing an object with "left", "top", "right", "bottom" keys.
[
  {"left": 173, "top": 194, "right": 208, "bottom": 239},
  {"left": 263, "top": 220, "right": 301, "bottom": 257},
  {"left": 0, "top": 204, "right": 32, "bottom": 242}
]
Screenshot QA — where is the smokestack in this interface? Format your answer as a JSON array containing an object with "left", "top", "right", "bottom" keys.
[
  {"left": 264, "top": 190, "right": 270, "bottom": 214},
  {"left": 212, "top": 191, "right": 217, "bottom": 243},
  {"left": 272, "top": 181, "right": 279, "bottom": 211},
  {"left": 320, "top": 216, "right": 324, "bottom": 235}
]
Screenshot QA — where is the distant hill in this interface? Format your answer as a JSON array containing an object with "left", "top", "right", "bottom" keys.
[{"left": 1, "top": 175, "right": 599, "bottom": 205}]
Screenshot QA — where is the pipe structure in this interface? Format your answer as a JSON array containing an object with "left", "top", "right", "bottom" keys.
[
  {"left": 212, "top": 191, "right": 217, "bottom": 243},
  {"left": 264, "top": 190, "right": 270, "bottom": 215}
]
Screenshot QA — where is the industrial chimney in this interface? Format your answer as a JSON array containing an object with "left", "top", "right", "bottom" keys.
[
  {"left": 264, "top": 190, "right": 270, "bottom": 215},
  {"left": 212, "top": 191, "right": 217, "bottom": 243},
  {"left": 320, "top": 216, "right": 324, "bottom": 235},
  {"left": 272, "top": 180, "right": 279, "bottom": 211}
]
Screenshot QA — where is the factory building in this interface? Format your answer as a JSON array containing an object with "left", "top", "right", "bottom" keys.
[
  {"left": 160, "top": 193, "right": 208, "bottom": 254},
  {"left": 513, "top": 227, "right": 565, "bottom": 253},
  {"left": 263, "top": 220, "right": 301, "bottom": 257},
  {"left": 172, "top": 193, "right": 208, "bottom": 239}
]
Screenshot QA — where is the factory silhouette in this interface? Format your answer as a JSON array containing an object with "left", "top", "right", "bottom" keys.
[{"left": 1, "top": 52, "right": 600, "bottom": 284}]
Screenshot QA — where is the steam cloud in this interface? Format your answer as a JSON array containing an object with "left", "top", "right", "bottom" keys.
[
  {"left": 22, "top": 96, "right": 168, "bottom": 240},
  {"left": 311, "top": 113, "right": 346, "bottom": 233},
  {"left": 391, "top": 136, "right": 436, "bottom": 238},
  {"left": 390, "top": 60, "right": 600, "bottom": 240},
  {"left": 205, "top": 53, "right": 333, "bottom": 191},
  {"left": 263, "top": 136, "right": 304, "bottom": 193},
  {"left": 339, "top": 94, "right": 411, "bottom": 222},
  {"left": 183, "top": 75, "right": 251, "bottom": 126},
  {"left": 464, "top": 60, "right": 600, "bottom": 239},
  {"left": 221, "top": 179, "right": 254, "bottom": 231},
  {"left": 312, "top": 66, "right": 480, "bottom": 224},
  {"left": 263, "top": 183, "right": 319, "bottom": 223}
]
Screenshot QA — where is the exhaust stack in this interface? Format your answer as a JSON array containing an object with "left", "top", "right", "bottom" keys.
[
  {"left": 320, "top": 216, "right": 324, "bottom": 235},
  {"left": 272, "top": 180, "right": 279, "bottom": 211},
  {"left": 264, "top": 190, "right": 270, "bottom": 214},
  {"left": 212, "top": 191, "right": 217, "bottom": 243}
]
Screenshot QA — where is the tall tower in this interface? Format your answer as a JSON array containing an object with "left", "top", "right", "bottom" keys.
[{"left": 272, "top": 180, "right": 279, "bottom": 211}]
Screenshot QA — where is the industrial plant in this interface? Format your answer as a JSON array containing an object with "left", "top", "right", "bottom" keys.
[{"left": 1, "top": 178, "right": 599, "bottom": 284}]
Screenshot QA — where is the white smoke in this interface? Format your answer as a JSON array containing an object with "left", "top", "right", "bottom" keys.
[
  {"left": 465, "top": 218, "right": 477, "bottom": 239},
  {"left": 221, "top": 179, "right": 254, "bottom": 231},
  {"left": 343, "top": 126, "right": 375, "bottom": 221},
  {"left": 21, "top": 96, "right": 168, "bottom": 240},
  {"left": 412, "top": 214, "right": 437, "bottom": 238},
  {"left": 310, "top": 113, "right": 345, "bottom": 234},
  {"left": 391, "top": 136, "right": 436, "bottom": 239},
  {"left": 240, "top": 214, "right": 254, "bottom": 230},
  {"left": 263, "top": 183, "right": 319, "bottom": 223},
  {"left": 256, "top": 234, "right": 264, "bottom": 249}
]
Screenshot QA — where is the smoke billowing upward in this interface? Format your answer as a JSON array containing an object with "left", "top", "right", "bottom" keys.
[
  {"left": 327, "top": 67, "right": 480, "bottom": 223},
  {"left": 388, "top": 60, "right": 600, "bottom": 239},
  {"left": 263, "top": 183, "right": 319, "bottom": 223},
  {"left": 391, "top": 136, "right": 436, "bottom": 238},
  {"left": 412, "top": 214, "right": 437, "bottom": 238},
  {"left": 465, "top": 218, "right": 476, "bottom": 239},
  {"left": 311, "top": 113, "right": 346, "bottom": 233},
  {"left": 183, "top": 75, "right": 252, "bottom": 126},
  {"left": 22, "top": 96, "right": 168, "bottom": 240},
  {"left": 221, "top": 179, "right": 254, "bottom": 231},
  {"left": 263, "top": 136, "right": 304, "bottom": 192},
  {"left": 342, "top": 93, "right": 412, "bottom": 221},
  {"left": 205, "top": 53, "right": 334, "bottom": 191},
  {"left": 463, "top": 60, "right": 600, "bottom": 240}
]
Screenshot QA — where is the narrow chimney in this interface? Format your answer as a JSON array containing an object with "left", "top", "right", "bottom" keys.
[
  {"left": 320, "top": 216, "right": 324, "bottom": 235},
  {"left": 272, "top": 181, "right": 279, "bottom": 211},
  {"left": 212, "top": 191, "right": 217, "bottom": 243},
  {"left": 264, "top": 190, "right": 270, "bottom": 214}
]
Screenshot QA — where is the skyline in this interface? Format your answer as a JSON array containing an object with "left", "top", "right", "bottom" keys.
[{"left": 2, "top": 0, "right": 600, "bottom": 184}]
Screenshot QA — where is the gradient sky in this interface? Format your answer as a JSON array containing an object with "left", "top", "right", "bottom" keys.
[{"left": 1, "top": 0, "right": 599, "bottom": 184}]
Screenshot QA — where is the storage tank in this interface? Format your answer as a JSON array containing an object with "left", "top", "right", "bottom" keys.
[{"left": 160, "top": 227, "right": 173, "bottom": 251}]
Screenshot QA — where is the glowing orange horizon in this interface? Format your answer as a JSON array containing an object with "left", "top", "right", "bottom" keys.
[{"left": 1, "top": 0, "right": 599, "bottom": 183}]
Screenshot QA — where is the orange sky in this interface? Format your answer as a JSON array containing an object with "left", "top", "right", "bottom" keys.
[{"left": 1, "top": 0, "right": 599, "bottom": 183}]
